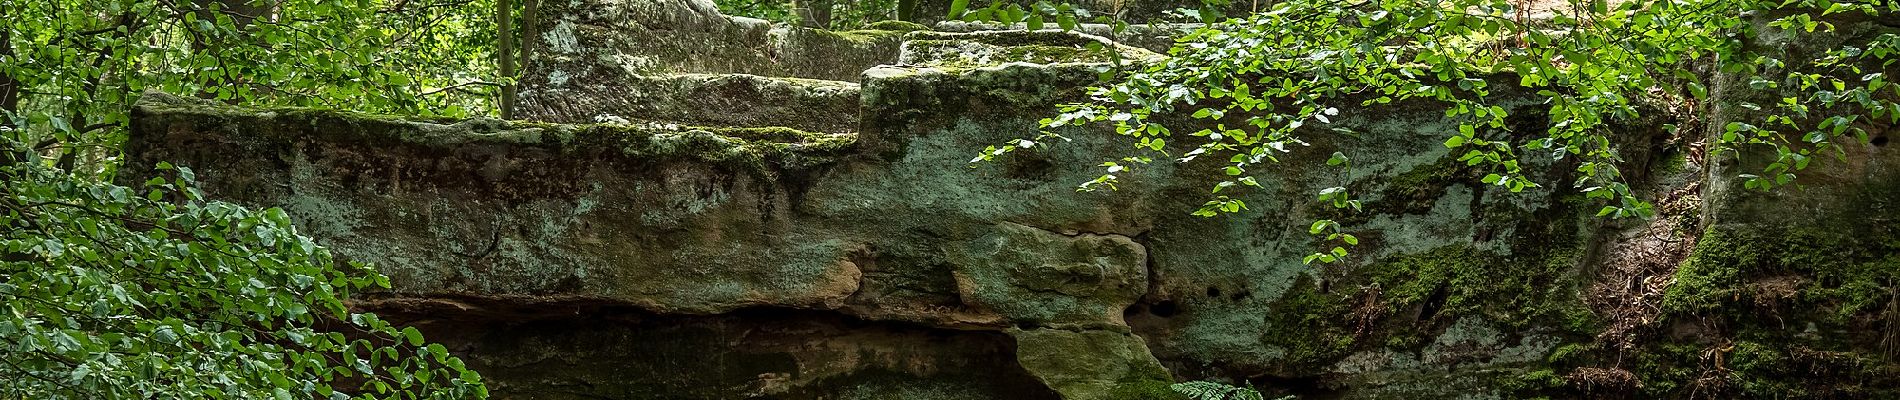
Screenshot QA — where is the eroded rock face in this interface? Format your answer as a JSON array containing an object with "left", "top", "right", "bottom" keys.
[
  {"left": 123, "top": 1, "right": 1900, "bottom": 399},
  {"left": 949, "top": 223, "right": 1149, "bottom": 329}
]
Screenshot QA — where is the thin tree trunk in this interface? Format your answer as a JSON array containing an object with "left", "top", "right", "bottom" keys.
[
  {"left": 1, "top": 25, "right": 19, "bottom": 118},
  {"left": 795, "top": 0, "right": 832, "bottom": 29},
  {"left": 520, "top": 0, "right": 536, "bottom": 75},
  {"left": 2, "top": 21, "right": 20, "bottom": 168},
  {"left": 497, "top": 0, "right": 516, "bottom": 119}
]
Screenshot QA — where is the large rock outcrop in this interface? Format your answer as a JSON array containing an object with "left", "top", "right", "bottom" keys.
[{"left": 122, "top": 1, "right": 1900, "bottom": 399}]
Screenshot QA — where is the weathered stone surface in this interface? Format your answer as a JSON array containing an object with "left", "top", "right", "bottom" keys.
[
  {"left": 898, "top": 30, "right": 1164, "bottom": 68},
  {"left": 516, "top": 0, "right": 914, "bottom": 127},
  {"left": 929, "top": 22, "right": 1192, "bottom": 53},
  {"left": 521, "top": 73, "right": 862, "bottom": 132},
  {"left": 948, "top": 223, "right": 1148, "bottom": 328},
  {"left": 1010, "top": 328, "right": 1172, "bottom": 400},
  {"left": 129, "top": 93, "right": 862, "bottom": 315}
]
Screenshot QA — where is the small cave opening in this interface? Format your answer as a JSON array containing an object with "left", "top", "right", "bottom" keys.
[
  {"left": 1149, "top": 300, "right": 1181, "bottom": 318},
  {"left": 1205, "top": 286, "right": 1223, "bottom": 299},
  {"left": 1414, "top": 285, "right": 1451, "bottom": 323},
  {"left": 1873, "top": 135, "right": 1890, "bottom": 147}
]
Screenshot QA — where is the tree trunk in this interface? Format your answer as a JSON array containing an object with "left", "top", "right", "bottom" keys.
[
  {"left": 795, "top": 0, "right": 832, "bottom": 29},
  {"left": 2, "top": 19, "right": 20, "bottom": 168},
  {"left": 498, "top": 0, "right": 516, "bottom": 119},
  {"left": 520, "top": 0, "right": 536, "bottom": 79},
  {"left": 1, "top": 24, "right": 19, "bottom": 119},
  {"left": 898, "top": 0, "right": 917, "bottom": 22}
]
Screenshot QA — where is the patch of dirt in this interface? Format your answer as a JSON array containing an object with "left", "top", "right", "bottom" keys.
[
  {"left": 1585, "top": 180, "right": 1702, "bottom": 351},
  {"left": 1744, "top": 275, "right": 1803, "bottom": 311}
]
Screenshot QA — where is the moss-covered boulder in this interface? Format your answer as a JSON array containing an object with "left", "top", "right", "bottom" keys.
[{"left": 1010, "top": 328, "right": 1174, "bottom": 400}]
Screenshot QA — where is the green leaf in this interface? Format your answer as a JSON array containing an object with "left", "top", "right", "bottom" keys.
[
  {"left": 948, "top": 0, "right": 971, "bottom": 20},
  {"left": 403, "top": 327, "right": 426, "bottom": 346}
]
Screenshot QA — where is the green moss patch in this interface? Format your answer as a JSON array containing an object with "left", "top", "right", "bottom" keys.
[
  {"left": 134, "top": 92, "right": 860, "bottom": 176},
  {"left": 1664, "top": 227, "right": 1899, "bottom": 321}
]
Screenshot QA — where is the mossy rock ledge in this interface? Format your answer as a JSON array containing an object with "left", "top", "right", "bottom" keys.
[{"left": 122, "top": 1, "right": 1900, "bottom": 398}]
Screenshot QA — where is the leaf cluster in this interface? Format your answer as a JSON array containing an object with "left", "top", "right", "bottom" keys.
[
  {"left": 982, "top": 0, "right": 1900, "bottom": 263},
  {"left": 1, "top": 0, "right": 502, "bottom": 174},
  {"left": 0, "top": 146, "right": 487, "bottom": 399}
]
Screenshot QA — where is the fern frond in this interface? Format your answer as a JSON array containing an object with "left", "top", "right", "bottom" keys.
[{"left": 1170, "top": 381, "right": 1265, "bottom": 400}]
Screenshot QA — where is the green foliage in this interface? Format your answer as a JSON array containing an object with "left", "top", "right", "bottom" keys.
[
  {"left": 0, "top": 0, "right": 500, "bottom": 396},
  {"left": 951, "top": 0, "right": 1100, "bottom": 31},
  {"left": 720, "top": 0, "right": 801, "bottom": 23},
  {"left": 718, "top": 0, "right": 907, "bottom": 29},
  {"left": 0, "top": 147, "right": 486, "bottom": 398},
  {"left": 947, "top": 0, "right": 1229, "bottom": 32},
  {"left": 1503, "top": 369, "right": 1566, "bottom": 393},
  {"left": 0, "top": 0, "right": 501, "bottom": 173},
  {"left": 982, "top": 0, "right": 1900, "bottom": 262}
]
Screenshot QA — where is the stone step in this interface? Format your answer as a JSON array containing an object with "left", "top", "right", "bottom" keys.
[
  {"left": 521, "top": 0, "right": 913, "bottom": 86},
  {"left": 898, "top": 30, "right": 1165, "bottom": 69},
  {"left": 930, "top": 21, "right": 1194, "bottom": 53},
  {"left": 516, "top": 73, "right": 863, "bottom": 134}
]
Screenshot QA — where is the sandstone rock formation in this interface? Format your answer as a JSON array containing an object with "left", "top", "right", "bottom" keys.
[{"left": 122, "top": 0, "right": 1900, "bottom": 398}]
